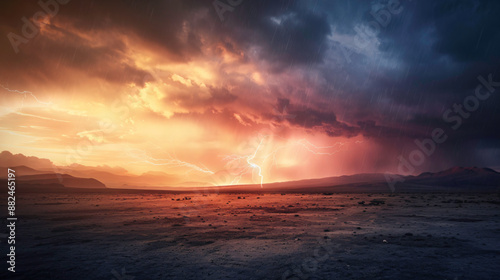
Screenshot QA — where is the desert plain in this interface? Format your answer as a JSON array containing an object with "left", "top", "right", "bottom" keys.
[{"left": 1, "top": 190, "right": 499, "bottom": 280}]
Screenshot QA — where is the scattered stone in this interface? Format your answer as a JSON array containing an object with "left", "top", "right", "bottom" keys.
[{"left": 369, "top": 200, "right": 385, "bottom": 206}]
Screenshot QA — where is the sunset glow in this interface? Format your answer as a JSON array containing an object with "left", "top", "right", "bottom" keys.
[{"left": 1, "top": 0, "right": 499, "bottom": 188}]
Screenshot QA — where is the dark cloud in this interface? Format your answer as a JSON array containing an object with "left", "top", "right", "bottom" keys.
[
  {"left": 216, "top": 0, "right": 332, "bottom": 70},
  {"left": 264, "top": 98, "right": 360, "bottom": 138},
  {"left": 312, "top": 0, "right": 500, "bottom": 159},
  {"left": 0, "top": 0, "right": 207, "bottom": 88},
  {"left": 1, "top": 0, "right": 499, "bottom": 171}
]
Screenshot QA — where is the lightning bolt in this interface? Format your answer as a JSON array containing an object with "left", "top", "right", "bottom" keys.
[
  {"left": 297, "top": 139, "right": 348, "bottom": 155},
  {"left": 219, "top": 136, "right": 267, "bottom": 187},
  {"left": 0, "top": 84, "right": 51, "bottom": 107},
  {"left": 126, "top": 137, "right": 361, "bottom": 188},
  {"left": 221, "top": 136, "right": 362, "bottom": 188},
  {"left": 246, "top": 138, "right": 264, "bottom": 187},
  {"left": 127, "top": 149, "right": 214, "bottom": 175}
]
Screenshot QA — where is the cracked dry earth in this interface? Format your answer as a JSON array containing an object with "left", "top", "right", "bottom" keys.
[{"left": 1, "top": 192, "right": 499, "bottom": 279}]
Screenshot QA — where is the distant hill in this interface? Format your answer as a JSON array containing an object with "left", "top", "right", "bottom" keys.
[
  {"left": 2, "top": 164, "right": 178, "bottom": 190},
  {"left": 16, "top": 173, "right": 106, "bottom": 189},
  {"left": 0, "top": 166, "right": 107, "bottom": 190},
  {"left": 46, "top": 167, "right": 181, "bottom": 188},
  {"left": 403, "top": 167, "right": 500, "bottom": 189},
  {"left": 2, "top": 160, "right": 499, "bottom": 193},
  {"left": 0, "top": 165, "right": 49, "bottom": 176},
  {"left": 194, "top": 167, "right": 500, "bottom": 193}
]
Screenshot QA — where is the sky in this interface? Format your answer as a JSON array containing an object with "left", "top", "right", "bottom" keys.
[{"left": 0, "top": 0, "right": 499, "bottom": 186}]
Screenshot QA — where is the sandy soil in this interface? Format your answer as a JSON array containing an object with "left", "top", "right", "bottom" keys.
[{"left": 1, "top": 192, "right": 499, "bottom": 279}]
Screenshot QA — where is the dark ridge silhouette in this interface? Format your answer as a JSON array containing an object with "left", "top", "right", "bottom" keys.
[
  {"left": 406, "top": 167, "right": 500, "bottom": 189},
  {"left": 16, "top": 173, "right": 106, "bottom": 189},
  {"left": 2, "top": 159, "right": 499, "bottom": 193},
  {"left": 0, "top": 165, "right": 48, "bottom": 176}
]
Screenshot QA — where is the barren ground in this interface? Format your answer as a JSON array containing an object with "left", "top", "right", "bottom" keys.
[{"left": 1, "top": 192, "right": 500, "bottom": 279}]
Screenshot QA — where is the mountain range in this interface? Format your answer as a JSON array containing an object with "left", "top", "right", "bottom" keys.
[
  {"left": 1, "top": 164, "right": 498, "bottom": 193},
  {"left": 0, "top": 151, "right": 499, "bottom": 192}
]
